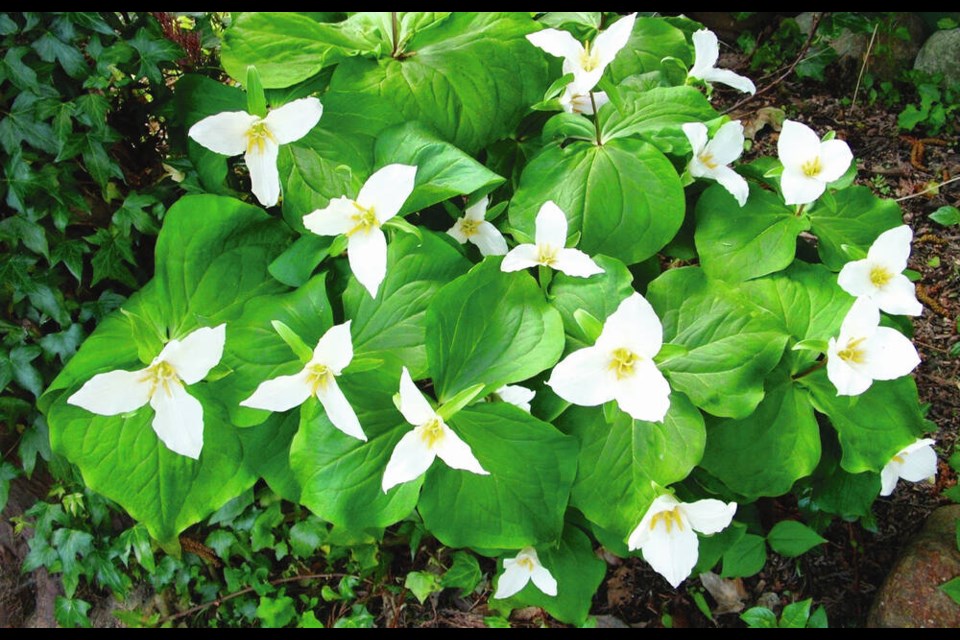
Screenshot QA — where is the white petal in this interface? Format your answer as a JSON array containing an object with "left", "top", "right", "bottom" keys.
[
  {"left": 240, "top": 370, "right": 312, "bottom": 412},
  {"left": 159, "top": 324, "right": 226, "bottom": 385},
  {"left": 526, "top": 28, "right": 584, "bottom": 62},
  {"left": 357, "top": 163, "right": 417, "bottom": 223},
  {"left": 302, "top": 196, "right": 358, "bottom": 237},
  {"left": 262, "top": 96, "right": 323, "bottom": 145},
  {"left": 681, "top": 499, "right": 737, "bottom": 535},
  {"left": 701, "top": 67, "right": 756, "bottom": 95},
  {"left": 778, "top": 120, "right": 822, "bottom": 172},
  {"left": 67, "top": 368, "right": 152, "bottom": 415},
  {"left": 780, "top": 169, "right": 826, "bottom": 206},
  {"left": 641, "top": 516, "right": 700, "bottom": 588},
  {"left": 447, "top": 220, "right": 469, "bottom": 244},
  {"left": 493, "top": 562, "right": 531, "bottom": 600},
  {"left": 826, "top": 340, "right": 873, "bottom": 396},
  {"left": 381, "top": 428, "right": 436, "bottom": 492},
  {"left": 867, "top": 225, "right": 913, "bottom": 273},
  {"left": 435, "top": 422, "right": 488, "bottom": 475},
  {"left": 554, "top": 248, "right": 604, "bottom": 278},
  {"left": 682, "top": 122, "right": 708, "bottom": 156},
  {"left": 866, "top": 327, "right": 920, "bottom": 381},
  {"left": 497, "top": 385, "right": 535, "bottom": 412},
  {"left": 347, "top": 227, "right": 387, "bottom": 298},
  {"left": 534, "top": 201, "right": 569, "bottom": 249},
  {"left": 896, "top": 440, "right": 937, "bottom": 483},
  {"left": 879, "top": 462, "right": 899, "bottom": 496},
  {"left": 596, "top": 293, "right": 664, "bottom": 359},
  {"left": 187, "top": 111, "right": 257, "bottom": 156},
  {"left": 398, "top": 367, "right": 436, "bottom": 427},
  {"left": 500, "top": 244, "right": 541, "bottom": 272},
  {"left": 690, "top": 30, "right": 720, "bottom": 77},
  {"left": 245, "top": 140, "right": 281, "bottom": 207},
  {"left": 530, "top": 564, "right": 558, "bottom": 596},
  {"left": 706, "top": 121, "right": 746, "bottom": 165},
  {"left": 615, "top": 360, "right": 671, "bottom": 423},
  {"left": 627, "top": 494, "right": 680, "bottom": 550},
  {"left": 472, "top": 221, "right": 508, "bottom": 257},
  {"left": 546, "top": 346, "right": 617, "bottom": 407},
  {"left": 317, "top": 378, "right": 366, "bottom": 441},
  {"left": 711, "top": 165, "right": 750, "bottom": 207},
  {"left": 873, "top": 275, "right": 923, "bottom": 316},
  {"left": 837, "top": 259, "right": 873, "bottom": 298},
  {"left": 464, "top": 195, "right": 489, "bottom": 222},
  {"left": 816, "top": 139, "right": 853, "bottom": 183},
  {"left": 150, "top": 380, "right": 204, "bottom": 459},
  {"left": 312, "top": 321, "right": 353, "bottom": 374},
  {"left": 840, "top": 297, "right": 880, "bottom": 340},
  {"left": 593, "top": 12, "right": 636, "bottom": 67}
]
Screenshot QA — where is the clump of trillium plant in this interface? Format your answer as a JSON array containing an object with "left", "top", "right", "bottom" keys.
[{"left": 44, "top": 13, "right": 940, "bottom": 625}]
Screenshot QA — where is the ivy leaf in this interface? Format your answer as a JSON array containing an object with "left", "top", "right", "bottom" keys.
[
  {"left": 82, "top": 138, "right": 124, "bottom": 190},
  {"left": 0, "top": 214, "right": 49, "bottom": 259},
  {"left": 10, "top": 345, "right": 44, "bottom": 398},
  {"left": 50, "top": 239, "right": 89, "bottom": 284},
  {"left": 86, "top": 228, "right": 137, "bottom": 288},
  {"left": 257, "top": 595, "right": 298, "bottom": 628},
  {"left": 31, "top": 32, "right": 88, "bottom": 78},
  {"left": 113, "top": 192, "right": 161, "bottom": 236},
  {"left": 0, "top": 461, "right": 20, "bottom": 513},
  {"left": 54, "top": 596, "right": 92, "bottom": 628},
  {"left": 39, "top": 323, "right": 85, "bottom": 363},
  {"left": 405, "top": 571, "right": 443, "bottom": 604},
  {"left": 441, "top": 551, "right": 482, "bottom": 596}
]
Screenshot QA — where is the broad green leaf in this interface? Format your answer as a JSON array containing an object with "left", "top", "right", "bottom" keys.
[
  {"left": 55, "top": 596, "right": 92, "bottom": 628},
  {"left": 646, "top": 267, "right": 789, "bottom": 418},
  {"left": 779, "top": 599, "right": 813, "bottom": 628},
  {"left": 510, "top": 138, "right": 684, "bottom": 266},
  {"left": 419, "top": 403, "right": 577, "bottom": 549},
  {"left": 237, "top": 412, "right": 302, "bottom": 503},
  {"left": 268, "top": 235, "right": 333, "bottom": 287},
  {"left": 720, "top": 533, "right": 766, "bottom": 578},
  {"left": 558, "top": 393, "right": 705, "bottom": 537},
  {"left": 599, "top": 86, "right": 717, "bottom": 143},
  {"left": 405, "top": 571, "right": 443, "bottom": 604},
  {"left": 607, "top": 17, "right": 692, "bottom": 82},
  {"left": 741, "top": 607, "right": 778, "bottom": 628},
  {"left": 537, "top": 12, "right": 602, "bottom": 36},
  {"left": 441, "top": 551, "right": 483, "bottom": 595},
  {"left": 425, "top": 258, "right": 564, "bottom": 402},
  {"left": 940, "top": 577, "right": 960, "bottom": 606},
  {"left": 257, "top": 594, "right": 297, "bottom": 628},
  {"left": 344, "top": 231, "right": 470, "bottom": 381},
  {"left": 808, "top": 186, "right": 903, "bottom": 271},
  {"left": 766, "top": 521, "right": 826, "bottom": 558},
  {"left": 549, "top": 254, "right": 634, "bottom": 350},
  {"left": 930, "top": 205, "right": 960, "bottom": 227},
  {"left": 695, "top": 184, "right": 811, "bottom": 283}
]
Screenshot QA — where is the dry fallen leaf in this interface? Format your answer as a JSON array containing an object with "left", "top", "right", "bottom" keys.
[{"left": 699, "top": 571, "right": 748, "bottom": 615}]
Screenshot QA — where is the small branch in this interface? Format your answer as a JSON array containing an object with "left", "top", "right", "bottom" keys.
[
  {"left": 895, "top": 175, "right": 960, "bottom": 202},
  {"left": 851, "top": 23, "right": 878, "bottom": 110},
  {"left": 589, "top": 91, "right": 602, "bottom": 146},
  {"left": 391, "top": 12, "right": 400, "bottom": 58},
  {"left": 792, "top": 358, "right": 827, "bottom": 381}
]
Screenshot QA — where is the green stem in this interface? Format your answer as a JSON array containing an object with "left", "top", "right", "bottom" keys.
[
  {"left": 590, "top": 91, "right": 602, "bottom": 146},
  {"left": 792, "top": 357, "right": 827, "bottom": 381},
  {"left": 795, "top": 203, "right": 806, "bottom": 217},
  {"left": 538, "top": 264, "right": 553, "bottom": 295},
  {"left": 391, "top": 11, "right": 400, "bottom": 58}
]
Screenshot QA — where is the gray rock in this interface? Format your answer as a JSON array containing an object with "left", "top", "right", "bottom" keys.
[{"left": 915, "top": 28, "right": 960, "bottom": 85}]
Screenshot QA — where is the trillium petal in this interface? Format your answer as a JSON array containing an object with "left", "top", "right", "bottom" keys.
[
  {"left": 348, "top": 227, "right": 388, "bottom": 298},
  {"left": 778, "top": 120, "right": 822, "bottom": 172},
  {"left": 711, "top": 165, "right": 750, "bottom": 207},
  {"left": 239, "top": 370, "right": 312, "bottom": 412},
  {"left": 397, "top": 367, "right": 436, "bottom": 427},
  {"left": 780, "top": 169, "right": 826, "bottom": 206},
  {"left": 530, "top": 563, "right": 558, "bottom": 596},
  {"left": 872, "top": 275, "right": 922, "bottom": 316},
  {"left": 464, "top": 196, "right": 488, "bottom": 222},
  {"left": 682, "top": 122, "right": 708, "bottom": 156},
  {"left": 816, "top": 139, "right": 853, "bottom": 183},
  {"left": 500, "top": 243, "right": 541, "bottom": 272},
  {"left": 690, "top": 29, "right": 720, "bottom": 77},
  {"left": 497, "top": 385, "right": 535, "bottom": 412},
  {"left": 472, "top": 221, "right": 508, "bottom": 257},
  {"left": 596, "top": 293, "right": 663, "bottom": 359},
  {"left": 447, "top": 220, "right": 469, "bottom": 244},
  {"left": 381, "top": 428, "right": 436, "bottom": 492},
  {"left": 840, "top": 298, "right": 880, "bottom": 339},
  {"left": 837, "top": 259, "right": 874, "bottom": 297},
  {"left": 641, "top": 518, "right": 700, "bottom": 588},
  {"left": 866, "top": 327, "right": 920, "bottom": 380},
  {"left": 627, "top": 494, "right": 680, "bottom": 550},
  {"left": 245, "top": 140, "right": 281, "bottom": 207},
  {"left": 554, "top": 248, "right": 604, "bottom": 278},
  {"left": 150, "top": 380, "right": 204, "bottom": 459},
  {"left": 317, "top": 377, "right": 366, "bottom": 441},
  {"left": 493, "top": 561, "right": 531, "bottom": 600},
  {"left": 826, "top": 344, "right": 873, "bottom": 396},
  {"left": 706, "top": 121, "right": 746, "bottom": 165},
  {"left": 879, "top": 462, "right": 900, "bottom": 496},
  {"left": 312, "top": 321, "right": 354, "bottom": 373},
  {"left": 594, "top": 12, "right": 636, "bottom": 67},
  {"left": 302, "top": 196, "right": 358, "bottom": 237},
  {"left": 867, "top": 225, "right": 913, "bottom": 272},
  {"left": 526, "top": 28, "right": 583, "bottom": 62},
  {"left": 160, "top": 324, "right": 226, "bottom": 385},
  {"left": 435, "top": 423, "right": 488, "bottom": 475},
  {"left": 262, "top": 96, "right": 323, "bottom": 144},
  {"left": 188, "top": 111, "right": 258, "bottom": 156},
  {"left": 67, "top": 368, "right": 152, "bottom": 415},
  {"left": 895, "top": 440, "right": 937, "bottom": 483},
  {"left": 702, "top": 68, "right": 756, "bottom": 95},
  {"left": 357, "top": 163, "right": 417, "bottom": 223},
  {"left": 547, "top": 346, "right": 617, "bottom": 407},
  {"left": 680, "top": 499, "right": 737, "bottom": 535},
  {"left": 615, "top": 359, "right": 671, "bottom": 423},
  {"left": 534, "top": 201, "right": 570, "bottom": 248}
]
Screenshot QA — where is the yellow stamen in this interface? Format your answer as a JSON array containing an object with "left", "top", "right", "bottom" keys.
[
  {"left": 245, "top": 121, "right": 278, "bottom": 156},
  {"left": 837, "top": 337, "right": 867, "bottom": 364},
  {"left": 140, "top": 360, "right": 179, "bottom": 398},
  {"left": 608, "top": 348, "right": 639, "bottom": 380},
  {"left": 649, "top": 508, "right": 685, "bottom": 534},
  {"left": 698, "top": 152, "right": 718, "bottom": 170},
  {"left": 537, "top": 245, "right": 558, "bottom": 267},
  {"left": 347, "top": 201, "right": 379, "bottom": 237},
  {"left": 517, "top": 556, "right": 535, "bottom": 572},
  {"left": 307, "top": 363, "right": 332, "bottom": 394},
  {"left": 869, "top": 265, "right": 892, "bottom": 288},
  {"left": 579, "top": 41, "right": 600, "bottom": 72},
  {"left": 801, "top": 157, "right": 822, "bottom": 178},
  {"left": 892, "top": 454, "right": 904, "bottom": 464},
  {"left": 418, "top": 418, "right": 446, "bottom": 449},
  {"left": 459, "top": 218, "right": 481, "bottom": 238}
]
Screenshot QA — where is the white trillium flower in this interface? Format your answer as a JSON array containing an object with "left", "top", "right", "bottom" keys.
[
  {"left": 826, "top": 297, "right": 921, "bottom": 397},
  {"left": 777, "top": 119, "right": 853, "bottom": 206},
  {"left": 447, "top": 196, "right": 508, "bottom": 257},
  {"left": 240, "top": 321, "right": 365, "bottom": 441},
  {"left": 627, "top": 493, "right": 737, "bottom": 589},
  {"left": 688, "top": 29, "right": 756, "bottom": 95},
  {"left": 682, "top": 121, "right": 749, "bottom": 207},
  {"left": 837, "top": 225, "right": 923, "bottom": 317},
  {"left": 559, "top": 87, "right": 609, "bottom": 115},
  {"left": 188, "top": 97, "right": 323, "bottom": 207},
  {"left": 547, "top": 292, "right": 671, "bottom": 422},
  {"left": 495, "top": 385, "right": 535, "bottom": 413},
  {"left": 493, "top": 547, "right": 558, "bottom": 599},
  {"left": 66, "top": 324, "right": 226, "bottom": 460},
  {"left": 501, "top": 201, "right": 604, "bottom": 278},
  {"left": 302, "top": 164, "right": 417, "bottom": 298},
  {"left": 880, "top": 438, "right": 937, "bottom": 497},
  {"left": 526, "top": 13, "right": 636, "bottom": 94},
  {"left": 381, "top": 367, "right": 489, "bottom": 492}
]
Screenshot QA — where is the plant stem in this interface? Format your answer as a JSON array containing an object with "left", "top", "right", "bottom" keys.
[
  {"left": 590, "top": 92, "right": 602, "bottom": 146},
  {"left": 795, "top": 203, "right": 806, "bottom": 217},
  {"left": 851, "top": 23, "right": 878, "bottom": 110},
  {"left": 391, "top": 11, "right": 400, "bottom": 58},
  {"left": 895, "top": 175, "right": 960, "bottom": 202},
  {"left": 792, "top": 358, "right": 827, "bottom": 381}
]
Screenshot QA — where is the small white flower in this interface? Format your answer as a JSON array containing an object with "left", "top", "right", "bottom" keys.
[
  {"left": 493, "top": 547, "right": 558, "bottom": 599},
  {"left": 527, "top": 13, "right": 636, "bottom": 94},
  {"left": 302, "top": 164, "right": 417, "bottom": 298},
  {"left": 688, "top": 29, "right": 756, "bottom": 95},
  {"left": 501, "top": 201, "right": 604, "bottom": 278},
  {"left": 495, "top": 385, "right": 535, "bottom": 413},
  {"left": 558, "top": 87, "right": 609, "bottom": 115},
  {"left": 837, "top": 225, "right": 923, "bottom": 317},
  {"left": 67, "top": 325, "right": 226, "bottom": 459},
  {"left": 381, "top": 367, "right": 489, "bottom": 492},
  {"left": 777, "top": 119, "right": 853, "bottom": 206},
  {"left": 627, "top": 493, "right": 737, "bottom": 589},
  {"left": 826, "top": 297, "right": 921, "bottom": 396},
  {"left": 188, "top": 97, "right": 323, "bottom": 207},
  {"left": 880, "top": 438, "right": 937, "bottom": 497},
  {"left": 240, "top": 321, "right": 365, "bottom": 441},
  {"left": 447, "top": 196, "right": 508, "bottom": 257},
  {"left": 547, "top": 293, "right": 670, "bottom": 422},
  {"left": 682, "top": 121, "right": 749, "bottom": 207}
]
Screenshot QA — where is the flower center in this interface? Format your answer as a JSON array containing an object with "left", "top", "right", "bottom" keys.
[
  {"left": 537, "top": 244, "right": 558, "bottom": 266},
  {"left": 418, "top": 418, "right": 446, "bottom": 449},
  {"left": 698, "top": 151, "right": 718, "bottom": 170},
  {"left": 307, "top": 363, "right": 332, "bottom": 394},
  {"left": 891, "top": 454, "right": 905, "bottom": 464},
  {"left": 143, "top": 360, "right": 180, "bottom": 398},
  {"left": 517, "top": 556, "right": 535, "bottom": 572},
  {"left": 837, "top": 337, "right": 867, "bottom": 364},
  {"left": 801, "top": 156, "right": 822, "bottom": 178},
  {"left": 459, "top": 218, "right": 480, "bottom": 238},
  {"left": 608, "top": 347, "right": 639, "bottom": 380},
  {"left": 579, "top": 41, "right": 600, "bottom": 72},
  {"left": 869, "top": 265, "right": 892, "bottom": 288},
  {"left": 348, "top": 202, "right": 379, "bottom": 236},
  {"left": 246, "top": 120, "right": 277, "bottom": 156},
  {"left": 649, "top": 507, "right": 685, "bottom": 534}
]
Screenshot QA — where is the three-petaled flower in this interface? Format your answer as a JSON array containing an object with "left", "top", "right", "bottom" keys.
[
  {"left": 547, "top": 292, "right": 670, "bottom": 422},
  {"left": 838, "top": 225, "right": 923, "bottom": 316},
  {"left": 493, "top": 547, "right": 558, "bottom": 600},
  {"left": 240, "top": 321, "right": 365, "bottom": 441},
  {"left": 682, "top": 121, "right": 749, "bottom": 207},
  {"left": 627, "top": 493, "right": 737, "bottom": 589},
  {"left": 188, "top": 97, "right": 323, "bottom": 207},
  {"left": 67, "top": 324, "right": 226, "bottom": 459},
  {"left": 558, "top": 86, "right": 609, "bottom": 115},
  {"left": 501, "top": 201, "right": 604, "bottom": 278},
  {"left": 382, "top": 367, "right": 489, "bottom": 492},
  {"left": 880, "top": 438, "right": 937, "bottom": 497},
  {"left": 302, "top": 164, "right": 417, "bottom": 298},
  {"left": 777, "top": 119, "right": 853, "bottom": 206},
  {"left": 688, "top": 29, "right": 756, "bottom": 95},
  {"left": 494, "top": 385, "right": 535, "bottom": 413},
  {"left": 826, "top": 297, "right": 920, "bottom": 396},
  {"left": 447, "top": 196, "right": 508, "bottom": 257}
]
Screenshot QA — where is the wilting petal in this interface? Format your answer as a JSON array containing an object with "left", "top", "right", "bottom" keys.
[
  {"left": 702, "top": 67, "right": 756, "bottom": 95},
  {"left": 816, "top": 139, "right": 853, "bottom": 183},
  {"left": 895, "top": 439, "right": 937, "bottom": 482},
  {"left": 596, "top": 293, "right": 663, "bottom": 360},
  {"left": 67, "top": 368, "right": 152, "bottom": 415},
  {"left": 150, "top": 381, "right": 204, "bottom": 459},
  {"left": 778, "top": 120, "right": 822, "bottom": 171},
  {"left": 188, "top": 111, "right": 258, "bottom": 156},
  {"left": 547, "top": 346, "right": 617, "bottom": 407},
  {"left": 534, "top": 201, "right": 569, "bottom": 249},
  {"left": 263, "top": 96, "right": 323, "bottom": 144},
  {"left": 382, "top": 428, "right": 435, "bottom": 492},
  {"left": 681, "top": 499, "right": 737, "bottom": 535},
  {"left": 497, "top": 385, "right": 535, "bottom": 412},
  {"left": 312, "top": 321, "right": 354, "bottom": 374},
  {"left": 866, "top": 327, "right": 920, "bottom": 380},
  {"left": 640, "top": 517, "right": 700, "bottom": 588},
  {"left": 316, "top": 377, "right": 366, "bottom": 441},
  {"left": 494, "top": 560, "right": 531, "bottom": 600},
  {"left": 594, "top": 12, "right": 636, "bottom": 67},
  {"left": 245, "top": 139, "right": 281, "bottom": 207},
  {"left": 302, "top": 196, "right": 357, "bottom": 236},
  {"left": 682, "top": 122, "right": 709, "bottom": 156},
  {"left": 161, "top": 324, "right": 226, "bottom": 385},
  {"left": 879, "top": 463, "right": 900, "bottom": 497},
  {"left": 357, "top": 164, "right": 417, "bottom": 223},
  {"left": 690, "top": 29, "right": 720, "bottom": 76},
  {"left": 707, "top": 121, "right": 746, "bottom": 165},
  {"left": 501, "top": 243, "right": 541, "bottom": 272},
  {"left": 837, "top": 259, "right": 874, "bottom": 297},
  {"left": 615, "top": 359, "right": 671, "bottom": 423},
  {"left": 526, "top": 28, "right": 583, "bottom": 62},
  {"left": 868, "top": 225, "right": 912, "bottom": 273},
  {"left": 554, "top": 248, "right": 604, "bottom": 278},
  {"left": 240, "top": 370, "right": 312, "bottom": 412},
  {"left": 347, "top": 226, "right": 387, "bottom": 298},
  {"left": 826, "top": 342, "right": 873, "bottom": 396},
  {"left": 712, "top": 165, "right": 749, "bottom": 207},
  {"left": 873, "top": 275, "right": 923, "bottom": 316},
  {"left": 435, "top": 423, "right": 488, "bottom": 475},
  {"left": 530, "top": 563, "right": 558, "bottom": 596},
  {"left": 780, "top": 170, "right": 826, "bottom": 206},
  {"left": 397, "top": 367, "right": 435, "bottom": 426}
]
